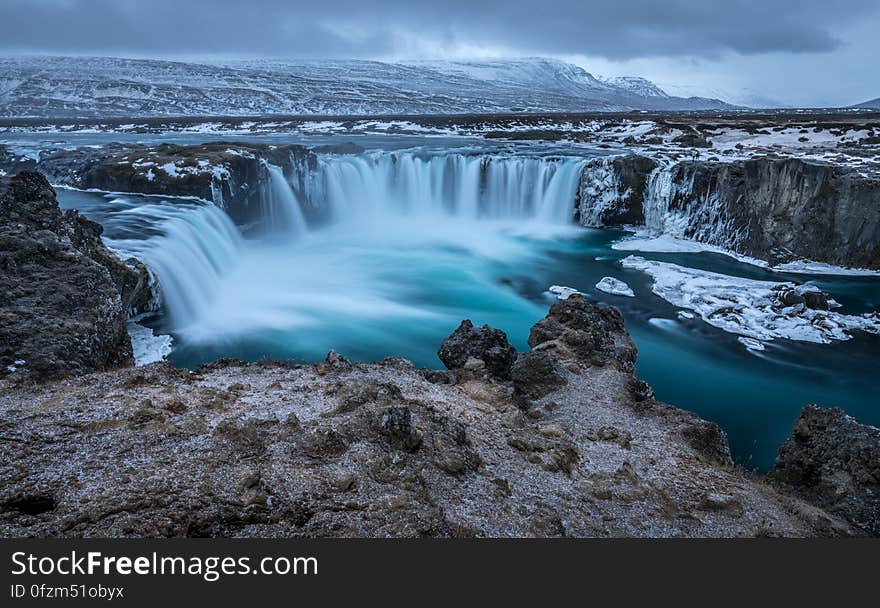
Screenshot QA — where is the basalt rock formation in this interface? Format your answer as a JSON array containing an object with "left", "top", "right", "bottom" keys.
[
  {"left": 574, "top": 154, "right": 658, "bottom": 226},
  {"left": 13, "top": 143, "right": 316, "bottom": 230},
  {"left": 438, "top": 320, "right": 518, "bottom": 380},
  {"left": 0, "top": 171, "right": 150, "bottom": 382},
  {"left": 770, "top": 405, "right": 880, "bottom": 536},
  {"left": 577, "top": 155, "right": 880, "bottom": 268},
  {"left": 7, "top": 140, "right": 879, "bottom": 269}
]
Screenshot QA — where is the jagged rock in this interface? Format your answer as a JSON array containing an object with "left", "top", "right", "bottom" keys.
[
  {"left": 802, "top": 290, "right": 831, "bottom": 311},
  {"left": 437, "top": 319, "right": 517, "bottom": 380},
  {"left": 770, "top": 405, "right": 880, "bottom": 536},
  {"left": 672, "top": 131, "right": 711, "bottom": 148},
  {"left": 511, "top": 350, "right": 567, "bottom": 400},
  {"left": 0, "top": 145, "right": 38, "bottom": 175},
  {"left": 377, "top": 406, "right": 423, "bottom": 452},
  {"left": 32, "top": 142, "right": 316, "bottom": 232},
  {"left": 679, "top": 418, "right": 734, "bottom": 466},
  {"left": 0, "top": 172, "right": 149, "bottom": 381},
  {"left": 420, "top": 368, "right": 455, "bottom": 384},
  {"left": 777, "top": 286, "right": 832, "bottom": 311},
  {"left": 528, "top": 294, "right": 637, "bottom": 371},
  {"left": 324, "top": 349, "right": 351, "bottom": 367},
  {"left": 779, "top": 288, "right": 806, "bottom": 307},
  {"left": 429, "top": 414, "right": 481, "bottom": 475},
  {"left": 628, "top": 377, "right": 654, "bottom": 401}
]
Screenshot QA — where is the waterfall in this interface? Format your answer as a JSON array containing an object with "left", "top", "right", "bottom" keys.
[
  {"left": 106, "top": 202, "right": 243, "bottom": 329},
  {"left": 296, "top": 152, "right": 588, "bottom": 224},
  {"left": 642, "top": 166, "right": 681, "bottom": 233},
  {"left": 94, "top": 151, "right": 596, "bottom": 344},
  {"left": 261, "top": 161, "right": 308, "bottom": 236}
]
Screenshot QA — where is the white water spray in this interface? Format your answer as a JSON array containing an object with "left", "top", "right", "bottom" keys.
[
  {"left": 102, "top": 151, "right": 593, "bottom": 345},
  {"left": 261, "top": 161, "right": 309, "bottom": 235},
  {"left": 106, "top": 202, "right": 243, "bottom": 329},
  {"left": 302, "top": 152, "right": 587, "bottom": 224}
]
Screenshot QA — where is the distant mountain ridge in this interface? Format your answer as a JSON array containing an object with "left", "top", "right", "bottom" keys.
[
  {"left": 854, "top": 97, "right": 880, "bottom": 109},
  {"left": 0, "top": 56, "right": 732, "bottom": 118},
  {"left": 596, "top": 75, "right": 670, "bottom": 98}
]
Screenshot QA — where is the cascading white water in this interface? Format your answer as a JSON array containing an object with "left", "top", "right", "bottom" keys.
[
  {"left": 106, "top": 202, "right": 243, "bottom": 329},
  {"left": 261, "top": 161, "right": 309, "bottom": 235},
  {"left": 642, "top": 166, "right": 681, "bottom": 233},
  {"left": 301, "top": 152, "right": 587, "bottom": 224},
  {"left": 98, "top": 151, "right": 592, "bottom": 346}
]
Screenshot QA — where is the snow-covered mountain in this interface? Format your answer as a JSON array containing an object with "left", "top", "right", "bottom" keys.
[
  {"left": 854, "top": 97, "right": 880, "bottom": 109},
  {"left": 596, "top": 76, "right": 670, "bottom": 99},
  {"left": 0, "top": 56, "right": 731, "bottom": 118}
]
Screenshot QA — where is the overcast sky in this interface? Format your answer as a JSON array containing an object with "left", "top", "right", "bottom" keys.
[{"left": 1, "top": 0, "right": 878, "bottom": 106}]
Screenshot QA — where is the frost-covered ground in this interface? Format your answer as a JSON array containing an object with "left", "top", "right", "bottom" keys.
[{"left": 5, "top": 111, "right": 877, "bottom": 174}]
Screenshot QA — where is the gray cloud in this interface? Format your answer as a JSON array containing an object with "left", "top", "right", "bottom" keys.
[
  {"left": 0, "top": 0, "right": 876, "bottom": 59},
  {"left": 2, "top": 0, "right": 878, "bottom": 106}
]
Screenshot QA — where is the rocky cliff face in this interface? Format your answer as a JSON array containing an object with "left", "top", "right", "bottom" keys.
[
  {"left": 0, "top": 293, "right": 858, "bottom": 538},
  {"left": 23, "top": 143, "right": 316, "bottom": 230},
  {"left": 0, "top": 172, "right": 150, "bottom": 382},
  {"left": 770, "top": 406, "right": 880, "bottom": 536},
  {"left": 10, "top": 141, "right": 879, "bottom": 268},
  {"left": 577, "top": 155, "right": 880, "bottom": 268},
  {"left": 574, "top": 154, "right": 659, "bottom": 227}
]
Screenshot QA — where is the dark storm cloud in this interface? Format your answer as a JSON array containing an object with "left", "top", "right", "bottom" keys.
[{"left": 0, "top": 0, "right": 876, "bottom": 59}]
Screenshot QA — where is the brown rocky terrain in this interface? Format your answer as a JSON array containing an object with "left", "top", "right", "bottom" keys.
[{"left": 0, "top": 294, "right": 860, "bottom": 538}]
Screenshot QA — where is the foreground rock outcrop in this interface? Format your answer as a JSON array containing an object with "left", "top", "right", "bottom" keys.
[
  {"left": 0, "top": 172, "right": 149, "bottom": 382},
  {"left": 770, "top": 406, "right": 880, "bottom": 536},
  {"left": 0, "top": 294, "right": 856, "bottom": 538}
]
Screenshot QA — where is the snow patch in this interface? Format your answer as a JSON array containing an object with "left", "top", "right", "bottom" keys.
[
  {"left": 621, "top": 255, "right": 880, "bottom": 345},
  {"left": 738, "top": 337, "right": 766, "bottom": 351},
  {"left": 548, "top": 285, "right": 582, "bottom": 300},
  {"left": 5, "top": 359, "right": 26, "bottom": 373},
  {"left": 128, "top": 323, "right": 173, "bottom": 365},
  {"left": 595, "top": 276, "right": 635, "bottom": 297},
  {"left": 773, "top": 260, "right": 880, "bottom": 277}
]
